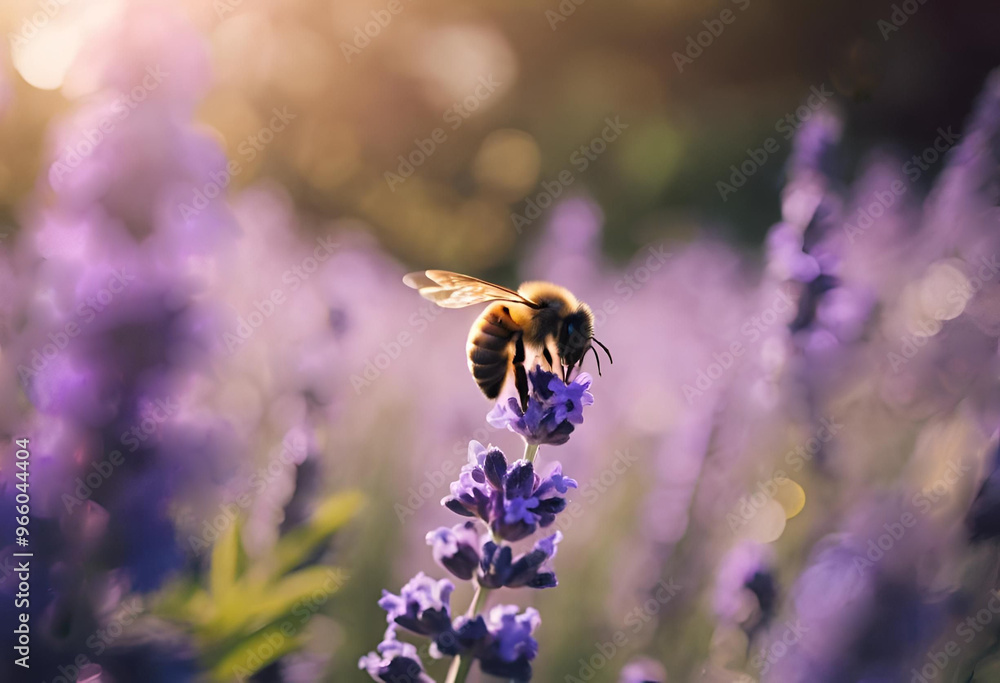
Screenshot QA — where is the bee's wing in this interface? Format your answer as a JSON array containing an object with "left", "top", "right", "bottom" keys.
[{"left": 403, "top": 270, "right": 540, "bottom": 309}]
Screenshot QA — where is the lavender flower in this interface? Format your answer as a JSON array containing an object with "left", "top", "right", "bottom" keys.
[
  {"left": 378, "top": 573, "right": 456, "bottom": 637},
  {"left": 479, "top": 532, "right": 562, "bottom": 589},
  {"left": 359, "top": 627, "right": 435, "bottom": 683},
  {"left": 427, "top": 522, "right": 562, "bottom": 588},
  {"left": 476, "top": 605, "right": 541, "bottom": 679},
  {"left": 426, "top": 522, "right": 482, "bottom": 581},
  {"left": 442, "top": 442, "right": 577, "bottom": 542},
  {"left": 488, "top": 367, "right": 594, "bottom": 446},
  {"left": 363, "top": 578, "right": 544, "bottom": 682}
]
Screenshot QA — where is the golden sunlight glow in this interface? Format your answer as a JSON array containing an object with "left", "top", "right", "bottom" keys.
[
  {"left": 920, "top": 259, "right": 971, "bottom": 321},
  {"left": 743, "top": 499, "right": 787, "bottom": 543},
  {"left": 11, "top": 23, "right": 82, "bottom": 90},
  {"left": 775, "top": 479, "right": 807, "bottom": 519},
  {"left": 8, "top": 0, "right": 124, "bottom": 92},
  {"left": 473, "top": 129, "right": 541, "bottom": 198}
]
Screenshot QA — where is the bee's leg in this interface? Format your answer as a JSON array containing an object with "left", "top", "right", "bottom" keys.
[{"left": 513, "top": 335, "right": 529, "bottom": 412}]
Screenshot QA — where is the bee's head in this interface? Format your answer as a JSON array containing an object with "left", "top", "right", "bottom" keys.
[{"left": 557, "top": 306, "right": 594, "bottom": 370}]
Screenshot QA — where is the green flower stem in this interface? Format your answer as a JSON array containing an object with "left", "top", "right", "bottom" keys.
[
  {"left": 444, "top": 583, "right": 490, "bottom": 683},
  {"left": 445, "top": 651, "right": 474, "bottom": 683},
  {"left": 524, "top": 443, "right": 539, "bottom": 463},
  {"left": 466, "top": 582, "right": 489, "bottom": 617}
]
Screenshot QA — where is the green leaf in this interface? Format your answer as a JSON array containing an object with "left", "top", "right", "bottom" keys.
[
  {"left": 209, "top": 625, "right": 304, "bottom": 682},
  {"left": 202, "top": 565, "right": 347, "bottom": 641},
  {"left": 252, "top": 565, "right": 348, "bottom": 625},
  {"left": 273, "top": 491, "right": 362, "bottom": 576},
  {"left": 210, "top": 517, "right": 246, "bottom": 599}
]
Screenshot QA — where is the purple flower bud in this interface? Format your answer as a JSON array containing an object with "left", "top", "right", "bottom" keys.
[
  {"left": 535, "top": 463, "right": 578, "bottom": 497},
  {"left": 477, "top": 605, "right": 541, "bottom": 680},
  {"left": 433, "top": 614, "right": 488, "bottom": 658},
  {"left": 359, "top": 627, "right": 435, "bottom": 683},
  {"left": 487, "top": 367, "right": 593, "bottom": 446},
  {"left": 547, "top": 372, "right": 593, "bottom": 424},
  {"left": 442, "top": 443, "right": 577, "bottom": 543},
  {"left": 480, "top": 532, "right": 562, "bottom": 589},
  {"left": 426, "top": 522, "right": 482, "bottom": 581},
  {"left": 378, "top": 573, "right": 455, "bottom": 637}
]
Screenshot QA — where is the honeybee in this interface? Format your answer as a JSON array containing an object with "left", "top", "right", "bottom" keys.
[{"left": 403, "top": 270, "right": 612, "bottom": 409}]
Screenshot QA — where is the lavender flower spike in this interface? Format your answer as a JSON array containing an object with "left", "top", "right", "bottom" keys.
[
  {"left": 369, "top": 309, "right": 595, "bottom": 683},
  {"left": 488, "top": 366, "right": 594, "bottom": 446}
]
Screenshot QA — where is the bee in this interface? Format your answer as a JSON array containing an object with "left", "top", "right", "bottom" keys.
[{"left": 403, "top": 270, "right": 612, "bottom": 409}]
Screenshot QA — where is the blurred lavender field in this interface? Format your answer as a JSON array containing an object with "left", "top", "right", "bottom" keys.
[{"left": 2, "top": 1, "right": 1000, "bottom": 682}]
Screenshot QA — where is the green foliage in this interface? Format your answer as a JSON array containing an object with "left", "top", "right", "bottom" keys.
[{"left": 154, "top": 491, "right": 363, "bottom": 682}]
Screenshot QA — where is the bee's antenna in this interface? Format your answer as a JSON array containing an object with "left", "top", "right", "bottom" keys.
[
  {"left": 588, "top": 345, "right": 603, "bottom": 376},
  {"left": 591, "top": 337, "right": 613, "bottom": 365}
]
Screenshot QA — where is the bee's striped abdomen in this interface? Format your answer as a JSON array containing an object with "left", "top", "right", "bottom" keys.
[{"left": 467, "top": 303, "right": 519, "bottom": 399}]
